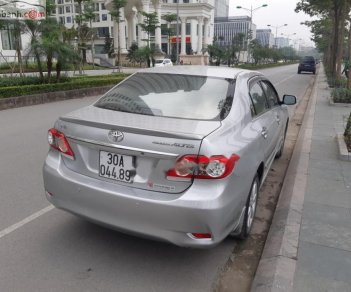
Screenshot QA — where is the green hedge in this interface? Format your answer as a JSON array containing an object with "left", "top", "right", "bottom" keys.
[
  {"left": 345, "top": 112, "right": 351, "bottom": 152},
  {"left": 332, "top": 88, "right": 351, "bottom": 103},
  {"left": 0, "top": 76, "right": 126, "bottom": 99}
]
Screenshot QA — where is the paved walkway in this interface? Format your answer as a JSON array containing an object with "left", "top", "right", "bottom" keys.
[{"left": 252, "top": 65, "right": 351, "bottom": 291}]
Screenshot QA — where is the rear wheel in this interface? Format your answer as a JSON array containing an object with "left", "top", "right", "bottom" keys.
[
  {"left": 275, "top": 126, "right": 287, "bottom": 159},
  {"left": 298, "top": 70, "right": 301, "bottom": 74},
  {"left": 235, "top": 175, "right": 260, "bottom": 239}
]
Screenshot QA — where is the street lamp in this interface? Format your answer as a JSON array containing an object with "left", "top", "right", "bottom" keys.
[
  {"left": 237, "top": 4, "right": 268, "bottom": 63},
  {"left": 267, "top": 24, "right": 288, "bottom": 48},
  {"left": 281, "top": 32, "right": 296, "bottom": 46},
  {"left": 236, "top": 4, "right": 268, "bottom": 21}
]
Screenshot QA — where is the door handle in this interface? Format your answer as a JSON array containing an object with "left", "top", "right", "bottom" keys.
[
  {"left": 261, "top": 127, "right": 268, "bottom": 139},
  {"left": 276, "top": 115, "right": 281, "bottom": 124}
]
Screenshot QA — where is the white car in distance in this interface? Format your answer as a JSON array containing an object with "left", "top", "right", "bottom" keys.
[{"left": 154, "top": 58, "right": 173, "bottom": 67}]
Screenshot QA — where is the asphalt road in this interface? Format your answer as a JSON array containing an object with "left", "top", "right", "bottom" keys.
[{"left": 0, "top": 64, "right": 314, "bottom": 292}]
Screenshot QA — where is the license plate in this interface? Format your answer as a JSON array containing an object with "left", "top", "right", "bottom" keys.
[{"left": 99, "top": 151, "right": 135, "bottom": 183}]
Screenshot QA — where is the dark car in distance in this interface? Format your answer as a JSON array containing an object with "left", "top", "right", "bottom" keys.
[{"left": 298, "top": 56, "right": 316, "bottom": 74}]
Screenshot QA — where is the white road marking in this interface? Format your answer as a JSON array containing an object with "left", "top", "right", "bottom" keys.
[
  {"left": 274, "top": 74, "right": 296, "bottom": 86},
  {"left": 0, "top": 205, "right": 54, "bottom": 239}
]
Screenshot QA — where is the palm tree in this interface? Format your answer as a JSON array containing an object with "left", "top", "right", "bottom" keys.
[
  {"left": 83, "top": 0, "right": 97, "bottom": 68},
  {"left": 162, "top": 13, "right": 177, "bottom": 55},
  {"left": 24, "top": 20, "right": 44, "bottom": 80},
  {"left": 109, "top": 0, "right": 128, "bottom": 71}
]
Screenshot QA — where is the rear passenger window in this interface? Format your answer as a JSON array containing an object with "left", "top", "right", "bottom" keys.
[
  {"left": 249, "top": 82, "right": 269, "bottom": 116},
  {"left": 261, "top": 81, "right": 280, "bottom": 107}
]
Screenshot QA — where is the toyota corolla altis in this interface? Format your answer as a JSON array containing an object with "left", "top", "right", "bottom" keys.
[{"left": 43, "top": 66, "right": 296, "bottom": 248}]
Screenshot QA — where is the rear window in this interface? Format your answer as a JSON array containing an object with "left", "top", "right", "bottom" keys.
[
  {"left": 155, "top": 60, "right": 163, "bottom": 64},
  {"left": 301, "top": 56, "right": 315, "bottom": 63},
  {"left": 95, "top": 73, "right": 235, "bottom": 121}
]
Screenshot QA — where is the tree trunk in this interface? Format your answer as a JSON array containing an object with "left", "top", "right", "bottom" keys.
[
  {"left": 35, "top": 51, "right": 44, "bottom": 81},
  {"left": 347, "top": 25, "right": 351, "bottom": 89},
  {"left": 90, "top": 20, "right": 95, "bottom": 69},
  {"left": 336, "top": 3, "right": 347, "bottom": 79},
  {"left": 117, "top": 20, "right": 121, "bottom": 72}
]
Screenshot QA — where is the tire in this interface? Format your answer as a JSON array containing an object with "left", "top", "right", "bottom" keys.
[
  {"left": 275, "top": 125, "right": 287, "bottom": 159},
  {"left": 235, "top": 175, "right": 260, "bottom": 239},
  {"left": 298, "top": 70, "right": 301, "bottom": 74},
  {"left": 313, "top": 70, "right": 316, "bottom": 74}
]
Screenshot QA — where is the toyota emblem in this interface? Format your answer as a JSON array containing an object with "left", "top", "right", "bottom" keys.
[{"left": 108, "top": 130, "right": 124, "bottom": 143}]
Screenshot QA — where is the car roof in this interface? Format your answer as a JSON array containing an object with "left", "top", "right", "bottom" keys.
[{"left": 138, "top": 65, "right": 260, "bottom": 79}]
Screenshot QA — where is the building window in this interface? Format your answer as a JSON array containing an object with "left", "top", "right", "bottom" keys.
[
  {"left": 65, "top": 6, "right": 71, "bottom": 13},
  {"left": 101, "top": 3, "right": 106, "bottom": 10},
  {"left": 1, "top": 25, "right": 17, "bottom": 50},
  {"left": 186, "top": 23, "right": 190, "bottom": 35},
  {"left": 95, "top": 3, "right": 99, "bottom": 11},
  {"left": 57, "top": 0, "right": 63, "bottom": 4},
  {"left": 97, "top": 27, "right": 109, "bottom": 37},
  {"left": 58, "top": 7, "right": 64, "bottom": 14},
  {"left": 101, "top": 14, "right": 107, "bottom": 21},
  {"left": 66, "top": 16, "right": 72, "bottom": 23},
  {"left": 59, "top": 17, "right": 65, "bottom": 24}
]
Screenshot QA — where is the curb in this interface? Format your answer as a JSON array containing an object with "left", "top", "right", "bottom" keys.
[
  {"left": 336, "top": 134, "right": 351, "bottom": 161},
  {"left": 250, "top": 68, "right": 320, "bottom": 291},
  {"left": 0, "top": 85, "right": 113, "bottom": 111}
]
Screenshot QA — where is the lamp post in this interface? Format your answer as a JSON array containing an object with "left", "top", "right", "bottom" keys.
[
  {"left": 281, "top": 32, "right": 296, "bottom": 46},
  {"left": 237, "top": 4, "right": 267, "bottom": 63},
  {"left": 267, "top": 23, "right": 288, "bottom": 49}
]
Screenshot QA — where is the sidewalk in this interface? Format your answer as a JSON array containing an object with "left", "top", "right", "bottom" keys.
[{"left": 252, "top": 65, "right": 351, "bottom": 291}]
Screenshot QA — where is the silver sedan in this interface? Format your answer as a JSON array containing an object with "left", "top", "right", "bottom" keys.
[{"left": 43, "top": 66, "right": 296, "bottom": 248}]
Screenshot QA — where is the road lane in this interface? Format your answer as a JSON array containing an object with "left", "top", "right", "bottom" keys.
[
  {"left": 0, "top": 64, "right": 315, "bottom": 291},
  {"left": 0, "top": 97, "right": 98, "bottom": 230}
]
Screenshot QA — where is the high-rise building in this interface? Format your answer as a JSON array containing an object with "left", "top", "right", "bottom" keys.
[
  {"left": 256, "top": 29, "right": 274, "bottom": 48},
  {"left": 214, "top": 0, "right": 229, "bottom": 18},
  {"left": 214, "top": 16, "right": 256, "bottom": 47},
  {"left": 275, "top": 37, "right": 289, "bottom": 48}
]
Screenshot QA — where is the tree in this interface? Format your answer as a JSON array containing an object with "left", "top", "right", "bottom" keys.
[
  {"left": 162, "top": 13, "right": 178, "bottom": 55},
  {"left": 126, "top": 42, "right": 139, "bottom": 66},
  {"left": 74, "top": 0, "right": 86, "bottom": 74},
  {"left": 296, "top": 0, "right": 350, "bottom": 79},
  {"left": 104, "top": 33, "right": 114, "bottom": 57},
  {"left": 109, "top": 0, "right": 128, "bottom": 70},
  {"left": 138, "top": 11, "right": 160, "bottom": 49},
  {"left": 82, "top": 0, "right": 97, "bottom": 68},
  {"left": 24, "top": 20, "right": 44, "bottom": 80}
]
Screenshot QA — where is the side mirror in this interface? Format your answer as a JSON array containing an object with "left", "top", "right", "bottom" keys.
[{"left": 282, "top": 94, "right": 297, "bottom": 105}]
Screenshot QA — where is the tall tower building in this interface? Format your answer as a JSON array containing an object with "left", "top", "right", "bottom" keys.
[{"left": 214, "top": 0, "right": 229, "bottom": 18}]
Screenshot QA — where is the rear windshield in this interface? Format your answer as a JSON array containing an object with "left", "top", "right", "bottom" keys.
[
  {"left": 301, "top": 56, "right": 315, "bottom": 63},
  {"left": 95, "top": 73, "right": 235, "bottom": 121},
  {"left": 155, "top": 60, "right": 163, "bottom": 64}
]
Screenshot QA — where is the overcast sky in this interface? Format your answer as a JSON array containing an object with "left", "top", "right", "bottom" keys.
[{"left": 228, "top": 0, "right": 315, "bottom": 47}]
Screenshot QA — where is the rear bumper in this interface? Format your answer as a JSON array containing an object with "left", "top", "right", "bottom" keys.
[
  {"left": 298, "top": 65, "right": 316, "bottom": 72},
  {"left": 43, "top": 153, "right": 245, "bottom": 248}
]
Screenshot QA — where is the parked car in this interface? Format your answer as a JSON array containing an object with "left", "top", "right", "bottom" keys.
[
  {"left": 154, "top": 58, "right": 173, "bottom": 67},
  {"left": 43, "top": 66, "right": 296, "bottom": 248},
  {"left": 298, "top": 56, "right": 316, "bottom": 74}
]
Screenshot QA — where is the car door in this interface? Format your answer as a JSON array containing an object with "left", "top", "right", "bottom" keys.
[
  {"left": 260, "top": 80, "right": 285, "bottom": 155},
  {"left": 248, "top": 79, "right": 277, "bottom": 176}
]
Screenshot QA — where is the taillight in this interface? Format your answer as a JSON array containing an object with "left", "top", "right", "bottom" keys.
[
  {"left": 166, "top": 154, "right": 240, "bottom": 181},
  {"left": 47, "top": 128, "right": 75, "bottom": 159},
  {"left": 190, "top": 233, "right": 212, "bottom": 239}
]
